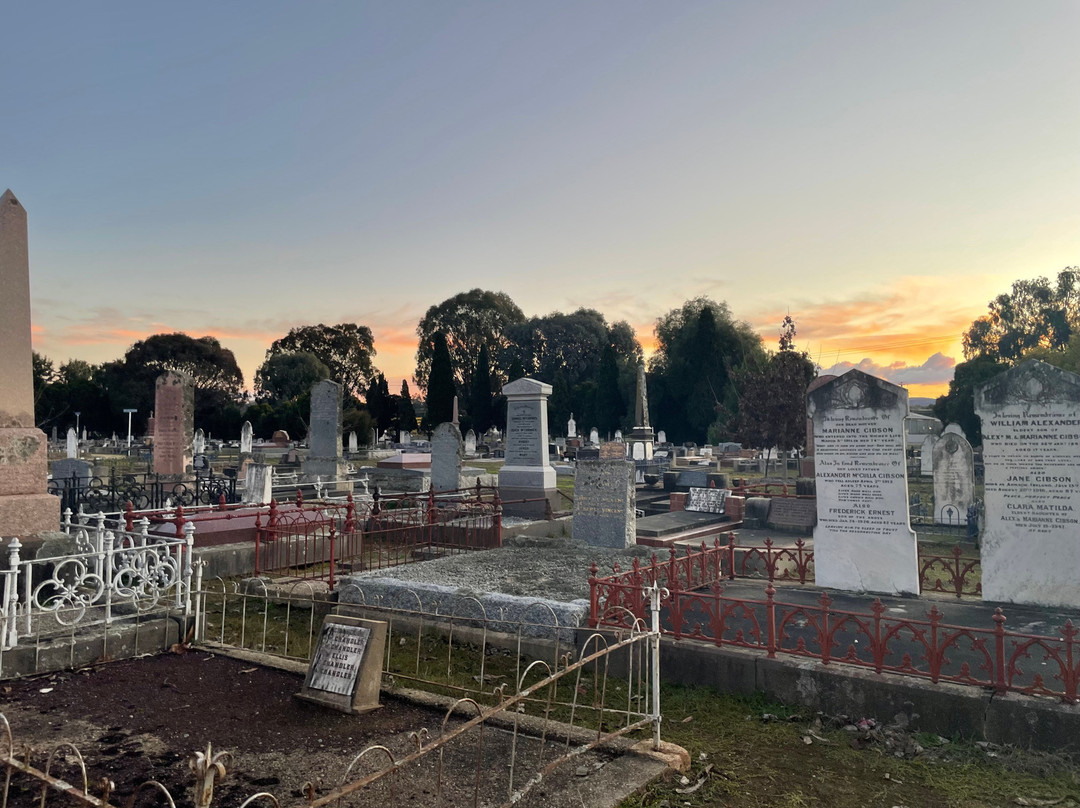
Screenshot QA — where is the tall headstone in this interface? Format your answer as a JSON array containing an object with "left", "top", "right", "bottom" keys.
[
  {"left": 920, "top": 434, "right": 937, "bottom": 476},
  {"left": 242, "top": 463, "right": 273, "bottom": 505},
  {"left": 572, "top": 442, "right": 636, "bottom": 548},
  {"left": 464, "top": 429, "right": 477, "bottom": 456},
  {"left": 153, "top": 371, "right": 195, "bottom": 476},
  {"left": 567, "top": 413, "right": 577, "bottom": 438},
  {"left": 932, "top": 424, "right": 973, "bottom": 525},
  {"left": 498, "top": 377, "right": 557, "bottom": 517},
  {"left": 431, "top": 422, "right": 464, "bottom": 493},
  {"left": 589, "top": 427, "right": 599, "bottom": 445},
  {"left": 65, "top": 428, "right": 77, "bottom": 459},
  {"left": 240, "top": 421, "right": 253, "bottom": 455},
  {"left": 976, "top": 360, "right": 1080, "bottom": 607},
  {"left": 348, "top": 431, "right": 358, "bottom": 454},
  {"left": 192, "top": 428, "right": 205, "bottom": 457},
  {"left": 302, "top": 380, "right": 348, "bottom": 489},
  {"left": 808, "top": 369, "right": 918, "bottom": 594}
]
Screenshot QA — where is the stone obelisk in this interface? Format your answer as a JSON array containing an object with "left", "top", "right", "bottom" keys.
[{"left": 0, "top": 190, "right": 59, "bottom": 537}]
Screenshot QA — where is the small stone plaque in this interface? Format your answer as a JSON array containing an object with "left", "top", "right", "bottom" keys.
[
  {"left": 686, "top": 487, "right": 728, "bottom": 514},
  {"left": 298, "top": 615, "right": 387, "bottom": 714},
  {"left": 766, "top": 497, "right": 817, "bottom": 532}
]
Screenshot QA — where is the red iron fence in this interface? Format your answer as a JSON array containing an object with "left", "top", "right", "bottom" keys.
[{"left": 254, "top": 486, "right": 502, "bottom": 585}]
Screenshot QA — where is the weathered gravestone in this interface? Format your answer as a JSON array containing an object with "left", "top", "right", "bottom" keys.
[
  {"left": 976, "top": 360, "right": 1080, "bottom": 608},
  {"left": 498, "top": 378, "right": 557, "bottom": 517},
  {"left": 567, "top": 413, "right": 577, "bottom": 438},
  {"left": 348, "top": 431, "right": 358, "bottom": 454},
  {"left": 920, "top": 434, "right": 937, "bottom": 476},
  {"left": 240, "top": 420, "right": 253, "bottom": 455},
  {"left": 153, "top": 371, "right": 194, "bottom": 476},
  {"left": 766, "top": 497, "right": 818, "bottom": 532},
  {"left": 589, "top": 427, "right": 599, "bottom": 445},
  {"left": 52, "top": 458, "right": 92, "bottom": 483},
  {"left": 302, "top": 380, "right": 348, "bottom": 488},
  {"left": 809, "top": 369, "right": 918, "bottom": 594},
  {"left": 657, "top": 430, "right": 666, "bottom": 445},
  {"left": 297, "top": 614, "right": 387, "bottom": 714},
  {"left": 464, "top": 429, "right": 477, "bottom": 456},
  {"left": 65, "top": 428, "right": 77, "bottom": 459},
  {"left": 572, "top": 442, "right": 636, "bottom": 548},
  {"left": 431, "top": 422, "right": 464, "bottom": 493},
  {"left": 932, "top": 424, "right": 973, "bottom": 525},
  {"left": 192, "top": 428, "right": 205, "bottom": 458},
  {"left": 242, "top": 463, "right": 273, "bottom": 505},
  {"left": 686, "top": 487, "right": 728, "bottom": 514}
]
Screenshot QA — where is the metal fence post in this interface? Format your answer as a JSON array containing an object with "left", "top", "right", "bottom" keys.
[
  {"left": 182, "top": 522, "right": 196, "bottom": 614},
  {"left": 648, "top": 581, "right": 664, "bottom": 751},
  {"left": 4, "top": 539, "right": 20, "bottom": 649},
  {"left": 103, "top": 531, "right": 114, "bottom": 626}
]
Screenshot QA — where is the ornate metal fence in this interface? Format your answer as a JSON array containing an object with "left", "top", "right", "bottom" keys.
[
  {"left": 1, "top": 518, "right": 194, "bottom": 652},
  {"left": 48, "top": 469, "right": 237, "bottom": 513}
]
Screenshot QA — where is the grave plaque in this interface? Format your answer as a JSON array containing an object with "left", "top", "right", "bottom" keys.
[
  {"left": 685, "top": 487, "right": 729, "bottom": 514},
  {"left": 298, "top": 615, "right": 387, "bottom": 714},
  {"left": 976, "top": 360, "right": 1080, "bottom": 607},
  {"left": 766, "top": 497, "right": 817, "bottom": 532},
  {"left": 153, "top": 371, "right": 194, "bottom": 476},
  {"left": 809, "top": 369, "right": 918, "bottom": 594}
]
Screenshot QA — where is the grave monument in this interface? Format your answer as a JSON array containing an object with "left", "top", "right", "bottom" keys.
[
  {"left": 932, "top": 424, "right": 973, "bottom": 525},
  {"left": 808, "top": 369, "right": 918, "bottom": 594},
  {"left": 626, "top": 362, "right": 655, "bottom": 462},
  {"left": 152, "top": 371, "right": 194, "bottom": 476},
  {"left": 976, "top": 360, "right": 1080, "bottom": 608},
  {"left": 431, "top": 422, "right": 464, "bottom": 493},
  {"left": 498, "top": 377, "right": 557, "bottom": 517},
  {"left": 302, "top": 380, "right": 349, "bottom": 490},
  {"left": 572, "top": 442, "right": 636, "bottom": 548}
]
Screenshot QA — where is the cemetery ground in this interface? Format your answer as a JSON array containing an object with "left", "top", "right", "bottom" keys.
[{"left": 4, "top": 640, "right": 1080, "bottom": 808}]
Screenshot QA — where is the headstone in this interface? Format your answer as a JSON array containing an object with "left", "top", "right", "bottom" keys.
[
  {"left": 348, "top": 431, "right": 358, "bottom": 454},
  {"left": 242, "top": 463, "right": 273, "bottom": 505},
  {"left": 153, "top": 371, "right": 195, "bottom": 476},
  {"left": 657, "top": 430, "right": 666, "bottom": 444},
  {"left": 589, "top": 427, "right": 599, "bottom": 445},
  {"left": 932, "top": 424, "right": 974, "bottom": 525},
  {"left": 614, "top": 429, "right": 623, "bottom": 442},
  {"left": 401, "top": 430, "right": 412, "bottom": 446},
  {"left": 271, "top": 429, "right": 290, "bottom": 447},
  {"left": 498, "top": 377, "right": 557, "bottom": 517},
  {"left": 302, "top": 380, "right": 348, "bottom": 489},
  {"left": 976, "top": 360, "right": 1080, "bottom": 607},
  {"left": 573, "top": 445, "right": 636, "bottom": 548},
  {"left": 50, "top": 426, "right": 57, "bottom": 444},
  {"left": 370, "top": 427, "right": 377, "bottom": 447},
  {"left": 431, "top": 422, "right": 464, "bottom": 493},
  {"left": 65, "top": 428, "right": 77, "bottom": 458},
  {"left": 808, "top": 369, "right": 918, "bottom": 594},
  {"left": 192, "top": 428, "right": 205, "bottom": 457},
  {"left": 567, "top": 413, "right": 577, "bottom": 438},
  {"left": 686, "top": 487, "right": 728, "bottom": 514},
  {"left": 632, "top": 442, "right": 645, "bottom": 461},
  {"left": 920, "top": 434, "right": 937, "bottom": 476},
  {"left": 452, "top": 396, "right": 459, "bottom": 426},
  {"left": 52, "top": 458, "right": 92, "bottom": 483},
  {"left": 240, "top": 421, "right": 253, "bottom": 455},
  {"left": 81, "top": 428, "right": 87, "bottom": 443},
  {"left": 297, "top": 615, "right": 387, "bottom": 714},
  {"left": 766, "top": 497, "right": 818, "bottom": 532},
  {"left": 464, "top": 429, "right": 477, "bottom": 456}
]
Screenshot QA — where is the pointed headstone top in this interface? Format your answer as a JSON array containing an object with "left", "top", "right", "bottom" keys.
[{"left": 502, "top": 377, "right": 551, "bottom": 398}]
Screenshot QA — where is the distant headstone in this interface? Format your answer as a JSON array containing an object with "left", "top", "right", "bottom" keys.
[
  {"left": 303, "top": 380, "right": 347, "bottom": 488},
  {"left": 271, "top": 429, "right": 290, "bottom": 446},
  {"left": 66, "top": 427, "right": 77, "bottom": 458},
  {"left": 498, "top": 377, "right": 557, "bottom": 517},
  {"left": 297, "top": 615, "right": 387, "bottom": 714},
  {"left": 589, "top": 427, "right": 599, "bottom": 445},
  {"left": 192, "top": 428, "right": 205, "bottom": 457},
  {"left": 370, "top": 428, "right": 377, "bottom": 447},
  {"left": 657, "top": 430, "right": 666, "bottom": 444},
  {"left": 464, "top": 429, "right": 477, "bottom": 456},
  {"left": 808, "top": 369, "right": 918, "bottom": 595},
  {"left": 242, "top": 463, "right": 273, "bottom": 505},
  {"left": 686, "top": 487, "right": 728, "bottom": 514},
  {"left": 52, "top": 458, "right": 92, "bottom": 482},
  {"left": 920, "top": 434, "right": 937, "bottom": 476},
  {"left": 614, "top": 429, "right": 623, "bottom": 442},
  {"left": 348, "top": 431, "right": 358, "bottom": 454},
  {"left": 51, "top": 426, "right": 57, "bottom": 444},
  {"left": 401, "top": 431, "right": 412, "bottom": 446},
  {"left": 431, "top": 422, "right": 464, "bottom": 493},
  {"left": 573, "top": 452, "right": 636, "bottom": 548},
  {"left": 933, "top": 424, "right": 973, "bottom": 525},
  {"left": 766, "top": 497, "right": 818, "bottom": 532},
  {"left": 153, "top": 371, "right": 194, "bottom": 476},
  {"left": 567, "top": 413, "right": 577, "bottom": 438},
  {"left": 240, "top": 421, "right": 253, "bottom": 454},
  {"left": 976, "top": 360, "right": 1080, "bottom": 607},
  {"left": 632, "top": 442, "right": 645, "bottom": 461}
]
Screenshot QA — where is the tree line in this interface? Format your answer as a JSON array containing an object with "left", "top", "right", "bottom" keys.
[{"left": 33, "top": 289, "right": 816, "bottom": 456}]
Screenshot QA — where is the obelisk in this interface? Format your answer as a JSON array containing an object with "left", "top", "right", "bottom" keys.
[{"left": 0, "top": 190, "right": 59, "bottom": 537}]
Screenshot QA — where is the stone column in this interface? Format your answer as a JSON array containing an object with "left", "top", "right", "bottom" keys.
[{"left": 0, "top": 190, "right": 59, "bottom": 537}]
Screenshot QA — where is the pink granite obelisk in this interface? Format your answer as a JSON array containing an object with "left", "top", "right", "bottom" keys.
[{"left": 0, "top": 190, "right": 59, "bottom": 537}]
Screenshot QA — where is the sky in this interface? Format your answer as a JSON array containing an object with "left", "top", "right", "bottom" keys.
[{"left": 4, "top": 2, "right": 1078, "bottom": 402}]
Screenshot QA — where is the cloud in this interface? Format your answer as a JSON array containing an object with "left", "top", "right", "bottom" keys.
[{"left": 820, "top": 352, "right": 956, "bottom": 387}]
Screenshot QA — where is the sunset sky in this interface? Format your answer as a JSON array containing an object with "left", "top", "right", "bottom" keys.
[{"left": 5, "top": 2, "right": 1078, "bottom": 402}]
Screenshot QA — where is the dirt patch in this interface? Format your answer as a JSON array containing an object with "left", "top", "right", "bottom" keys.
[{"left": 0, "top": 653, "right": 654, "bottom": 808}]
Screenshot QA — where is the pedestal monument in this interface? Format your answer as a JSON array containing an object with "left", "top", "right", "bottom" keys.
[{"left": 498, "top": 377, "right": 557, "bottom": 517}]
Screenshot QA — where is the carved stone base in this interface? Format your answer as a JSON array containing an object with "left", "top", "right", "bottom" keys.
[{"left": 0, "top": 491, "right": 59, "bottom": 539}]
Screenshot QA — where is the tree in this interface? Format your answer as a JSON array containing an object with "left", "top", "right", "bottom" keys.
[
  {"left": 649, "top": 298, "right": 764, "bottom": 443},
  {"left": 933, "top": 355, "right": 1008, "bottom": 446},
  {"left": 365, "top": 374, "right": 395, "bottom": 433},
  {"left": 396, "top": 380, "right": 418, "bottom": 433},
  {"left": 594, "top": 345, "right": 624, "bottom": 435},
  {"left": 469, "top": 343, "right": 494, "bottom": 433},
  {"left": 963, "top": 269, "right": 1080, "bottom": 363},
  {"left": 414, "top": 289, "right": 525, "bottom": 391},
  {"left": 255, "top": 352, "right": 330, "bottom": 402},
  {"left": 425, "top": 332, "right": 456, "bottom": 428},
  {"left": 266, "top": 323, "right": 376, "bottom": 397}
]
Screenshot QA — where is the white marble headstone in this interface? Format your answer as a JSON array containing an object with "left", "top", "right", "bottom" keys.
[
  {"left": 348, "top": 431, "right": 358, "bottom": 454},
  {"left": 193, "top": 428, "right": 205, "bottom": 457},
  {"left": 567, "top": 413, "right": 577, "bottom": 438},
  {"left": 589, "top": 428, "right": 599, "bottom": 445},
  {"left": 240, "top": 421, "right": 253, "bottom": 454},
  {"left": 932, "top": 424, "right": 973, "bottom": 525},
  {"left": 66, "top": 427, "right": 77, "bottom": 458}
]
